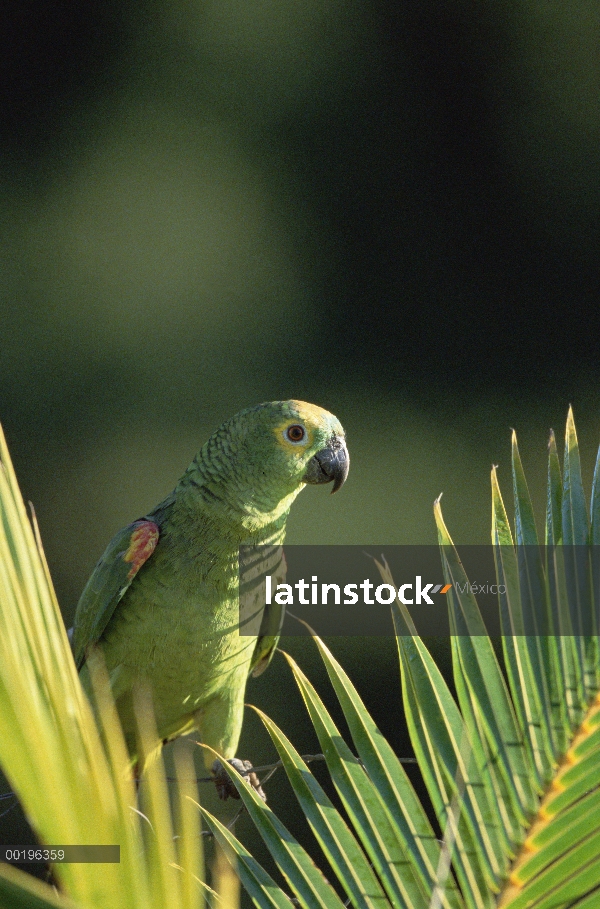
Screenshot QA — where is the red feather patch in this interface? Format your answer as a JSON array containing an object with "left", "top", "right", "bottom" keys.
[{"left": 123, "top": 521, "right": 159, "bottom": 580}]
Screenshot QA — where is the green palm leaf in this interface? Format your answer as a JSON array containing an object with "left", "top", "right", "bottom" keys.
[
  {"left": 198, "top": 808, "right": 293, "bottom": 909},
  {"left": 216, "top": 408, "right": 600, "bottom": 909},
  {"left": 434, "top": 503, "right": 537, "bottom": 831},
  {"left": 311, "top": 634, "right": 463, "bottom": 909},
  {"left": 201, "top": 749, "right": 347, "bottom": 909},
  {"left": 0, "top": 862, "right": 83, "bottom": 909},
  {"left": 0, "top": 423, "right": 209, "bottom": 909},
  {"left": 254, "top": 705, "right": 391, "bottom": 909},
  {"left": 282, "top": 653, "right": 430, "bottom": 909},
  {"left": 392, "top": 609, "right": 503, "bottom": 907}
]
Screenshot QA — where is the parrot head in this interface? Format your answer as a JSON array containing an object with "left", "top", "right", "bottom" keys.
[
  {"left": 254, "top": 399, "right": 348, "bottom": 494},
  {"left": 191, "top": 400, "right": 349, "bottom": 521}
]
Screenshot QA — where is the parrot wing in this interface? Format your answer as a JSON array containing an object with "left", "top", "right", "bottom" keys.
[
  {"left": 249, "top": 547, "right": 287, "bottom": 677},
  {"left": 72, "top": 519, "right": 160, "bottom": 670}
]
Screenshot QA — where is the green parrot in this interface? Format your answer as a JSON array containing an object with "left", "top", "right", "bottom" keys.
[{"left": 71, "top": 400, "right": 348, "bottom": 792}]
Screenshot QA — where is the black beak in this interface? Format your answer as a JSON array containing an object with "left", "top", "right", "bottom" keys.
[{"left": 303, "top": 435, "right": 349, "bottom": 494}]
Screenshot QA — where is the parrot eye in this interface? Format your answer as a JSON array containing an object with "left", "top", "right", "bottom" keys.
[{"left": 286, "top": 424, "right": 306, "bottom": 443}]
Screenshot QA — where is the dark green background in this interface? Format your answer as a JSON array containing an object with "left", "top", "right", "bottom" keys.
[{"left": 1, "top": 0, "right": 599, "bottom": 899}]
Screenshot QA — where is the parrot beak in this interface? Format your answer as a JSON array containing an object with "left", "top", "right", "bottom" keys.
[{"left": 303, "top": 435, "right": 349, "bottom": 494}]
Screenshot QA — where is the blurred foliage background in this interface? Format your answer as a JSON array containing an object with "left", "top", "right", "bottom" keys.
[{"left": 1, "top": 0, "right": 600, "bottom": 897}]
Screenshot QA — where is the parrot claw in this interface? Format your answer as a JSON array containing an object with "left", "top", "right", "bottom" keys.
[{"left": 211, "top": 758, "right": 266, "bottom": 802}]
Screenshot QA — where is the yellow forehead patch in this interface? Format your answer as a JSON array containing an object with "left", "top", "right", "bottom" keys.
[{"left": 288, "top": 400, "right": 336, "bottom": 426}]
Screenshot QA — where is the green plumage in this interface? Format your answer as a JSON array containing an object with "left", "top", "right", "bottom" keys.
[{"left": 72, "top": 400, "right": 348, "bottom": 765}]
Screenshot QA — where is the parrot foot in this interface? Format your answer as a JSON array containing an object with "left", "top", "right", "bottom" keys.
[{"left": 211, "top": 758, "right": 266, "bottom": 802}]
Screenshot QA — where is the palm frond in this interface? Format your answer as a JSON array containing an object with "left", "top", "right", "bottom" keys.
[
  {"left": 0, "top": 425, "right": 207, "bottom": 909},
  {"left": 214, "top": 408, "right": 600, "bottom": 909}
]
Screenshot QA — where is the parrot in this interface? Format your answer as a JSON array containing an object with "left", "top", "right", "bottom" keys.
[{"left": 71, "top": 400, "right": 348, "bottom": 795}]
